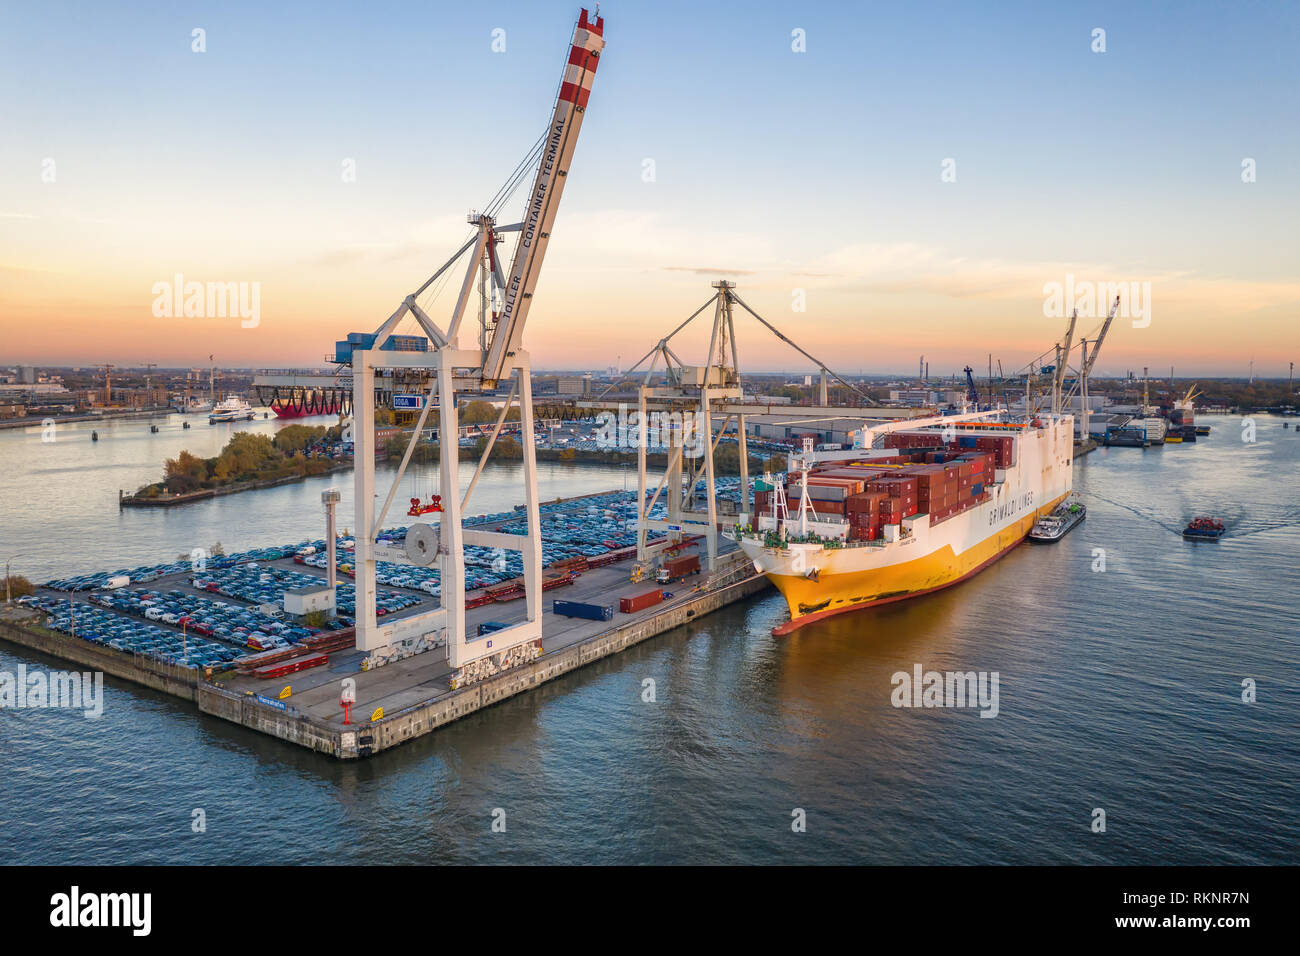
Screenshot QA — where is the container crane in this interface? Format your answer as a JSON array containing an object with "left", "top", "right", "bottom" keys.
[
  {"left": 1062, "top": 294, "right": 1120, "bottom": 438},
  {"left": 349, "top": 7, "right": 606, "bottom": 679},
  {"left": 1051, "top": 309, "right": 1078, "bottom": 415}
]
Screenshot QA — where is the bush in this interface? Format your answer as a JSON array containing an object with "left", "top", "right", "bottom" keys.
[{"left": 3, "top": 575, "right": 35, "bottom": 599}]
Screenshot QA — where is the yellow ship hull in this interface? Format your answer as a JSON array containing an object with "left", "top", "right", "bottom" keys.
[
  {"left": 740, "top": 415, "right": 1076, "bottom": 634},
  {"left": 761, "top": 493, "right": 1067, "bottom": 634}
]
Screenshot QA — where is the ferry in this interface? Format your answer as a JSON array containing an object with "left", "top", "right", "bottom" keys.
[
  {"left": 208, "top": 397, "right": 256, "bottom": 423},
  {"left": 739, "top": 410, "right": 1074, "bottom": 633},
  {"left": 1028, "top": 499, "right": 1086, "bottom": 542}
]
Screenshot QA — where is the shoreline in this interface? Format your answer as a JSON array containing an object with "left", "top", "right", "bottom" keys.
[{"left": 120, "top": 460, "right": 353, "bottom": 507}]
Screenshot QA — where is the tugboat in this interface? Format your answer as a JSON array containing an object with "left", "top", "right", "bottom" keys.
[
  {"left": 1029, "top": 500, "right": 1086, "bottom": 542},
  {"left": 1183, "top": 516, "right": 1225, "bottom": 540}
]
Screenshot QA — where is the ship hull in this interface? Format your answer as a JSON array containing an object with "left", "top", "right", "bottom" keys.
[{"left": 741, "top": 416, "right": 1074, "bottom": 634}]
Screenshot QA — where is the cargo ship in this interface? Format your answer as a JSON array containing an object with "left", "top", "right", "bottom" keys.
[
  {"left": 738, "top": 411, "right": 1074, "bottom": 633},
  {"left": 266, "top": 386, "right": 344, "bottom": 419}
]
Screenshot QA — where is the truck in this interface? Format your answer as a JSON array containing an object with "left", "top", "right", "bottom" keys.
[
  {"left": 104, "top": 575, "right": 130, "bottom": 590},
  {"left": 656, "top": 554, "right": 700, "bottom": 584},
  {"left": 552, "top": 600, "right": 614, "bottom": 621}
]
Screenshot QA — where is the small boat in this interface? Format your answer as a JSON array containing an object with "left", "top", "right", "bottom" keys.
[
  {"left": 91, "top": 431, "right": 99, "bottom": 442},
  {"left": 1195, "top": 425, "right": 1210, "bottom": 436},
  {"left": 1029, "top": 500, "right": 1086, "bottom": 542},
  {"left": 1183, "top": 517, "right": 1225, "bottom": 540}
]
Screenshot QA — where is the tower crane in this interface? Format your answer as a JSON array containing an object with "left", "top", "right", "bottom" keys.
[{"left": 349, "top": 7, "right": 606, "bottom": 680}]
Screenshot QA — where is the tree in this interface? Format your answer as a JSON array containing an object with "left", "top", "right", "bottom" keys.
[
  {"left": 474, "top": 435, "right": 523, "bottom": 460},
  {"left": 461, "top": 400, "right": 498, "bottom": 424},
  {"left": 213, "top": 431, "right": 276, "bottom": 481},
  {"left": 4, "top": 574, "right": 35, "bottom": 600},
  {"left": 274, "top": 424, "right": 327, "bottom": 455}
]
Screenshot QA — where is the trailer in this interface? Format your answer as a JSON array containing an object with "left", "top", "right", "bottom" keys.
[
  {"left": 552, "top": 600, "right": 614, "bottom": 621},
  {"left": 250, "top": 652, "right": 329, "bottom": 680}
]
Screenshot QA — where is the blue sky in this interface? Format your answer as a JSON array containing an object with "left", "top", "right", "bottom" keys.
[{"left": 1, "top": 0, "right": 1297, "bottom": 374}]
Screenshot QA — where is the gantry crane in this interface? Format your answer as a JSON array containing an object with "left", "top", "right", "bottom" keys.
[{"left": 349, "top": 7, "right": 605, "bottom": 678}]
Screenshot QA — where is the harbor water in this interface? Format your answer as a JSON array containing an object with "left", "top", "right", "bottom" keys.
[{"left": 1, "top": 414, "right": 1297, "bottom": 864}]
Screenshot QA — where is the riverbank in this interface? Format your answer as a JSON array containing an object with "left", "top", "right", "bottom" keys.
[
  {"left": 0, "top": 408, "right": 179, "bottom": 430},
  {"left": 120, "top": 460, "right": 353, "bottom": 507}
]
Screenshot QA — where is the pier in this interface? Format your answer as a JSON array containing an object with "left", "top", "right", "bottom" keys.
[{"left": 1, "top": 547, "right": 767, "bottom": 760}]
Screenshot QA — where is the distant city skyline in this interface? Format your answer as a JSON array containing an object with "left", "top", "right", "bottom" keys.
[{"left": 2, "top": 1, "right": 1297, "bottom": 377}]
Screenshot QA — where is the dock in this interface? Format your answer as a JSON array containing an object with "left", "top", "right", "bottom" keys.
[{"left": 1, "top": 544, "right": 767, "bottom": 761}]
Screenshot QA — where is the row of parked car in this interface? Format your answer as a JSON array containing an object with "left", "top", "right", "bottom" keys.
[
  {"left": 192, "top": 565, "right": 420, "bottom": 617},
  {"left": 22, "top": 595, "right": 241, "bottom": 669},
  {"left": 90, "top": 587, "right": 319, "bottom": 651}
]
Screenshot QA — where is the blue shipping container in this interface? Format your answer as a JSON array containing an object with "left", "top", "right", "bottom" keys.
[
  {"left": 553, "top": 600, "right": 613, "bottom": 621},
  {"left": 477, "top": 621, "right": 507, "bottom": 636},
  {"left": 973, "top": 482, "right": 984, "bottom": 495},
  {"left": 960, "top": 435, "right": 977, "bottom": 448}
]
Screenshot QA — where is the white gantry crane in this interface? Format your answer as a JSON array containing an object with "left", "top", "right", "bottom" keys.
[
  {"left": 349, "top": 7, "right": 605, "bottom": 678},
  {"left": 616, "top": 280, "right": 876, "bottom": 576}
]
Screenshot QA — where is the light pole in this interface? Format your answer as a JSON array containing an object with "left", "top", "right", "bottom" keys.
[{"left": 2, "top": 554, "right": 28, "bottom": 605}]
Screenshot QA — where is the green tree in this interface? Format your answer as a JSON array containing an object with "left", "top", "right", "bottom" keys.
[
  {"left": 461, "top": 400, "right": 498, "bottom": 424},
  {"left": 273, "top": 424, "right": 327, "bottom": 455},
  {"left": 213, "top": 431, "right": 276, "bottom": 481}
]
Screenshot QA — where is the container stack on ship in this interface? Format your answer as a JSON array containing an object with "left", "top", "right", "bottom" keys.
[{"left": 740, "top": 412, "right": 1074, "bottom": 633}]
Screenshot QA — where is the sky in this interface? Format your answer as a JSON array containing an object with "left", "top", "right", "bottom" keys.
[{"left": 1, "top": 0, "right": 1297, "bottom": 378}]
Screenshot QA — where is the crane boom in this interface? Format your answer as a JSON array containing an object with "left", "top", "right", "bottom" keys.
[
  {"left": 482, "top": 7, "right": 605, "bottom": 386},
  {"left": 1052, "top": 309, "right": 1078, "bottom": 413}
]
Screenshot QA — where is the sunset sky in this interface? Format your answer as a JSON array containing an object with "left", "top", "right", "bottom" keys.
[{"left": 2, "top": 0, "right": 1297, "bottom": 377}]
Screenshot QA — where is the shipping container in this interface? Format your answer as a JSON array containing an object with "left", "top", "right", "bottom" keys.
[
  {"left": 553, "top": 599, "right": 614, "bottom": 621},
  {"left": 656, "top": 553, "right": 701, "bottom": 583},
  {"left": 477, "top": 621, "right": 508, "bottom": 636},
  {"left": 619, "top": 589, "right": 665, "bottom": 613}
]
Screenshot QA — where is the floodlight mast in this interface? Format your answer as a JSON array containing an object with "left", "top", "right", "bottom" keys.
[{"left": 351, "top": 8, "right": 605, "bottom": 677}]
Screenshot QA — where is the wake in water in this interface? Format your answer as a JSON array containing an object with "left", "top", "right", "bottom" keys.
[{"left": 1080, "top": 491, "right": 1300, "bottom": 539}]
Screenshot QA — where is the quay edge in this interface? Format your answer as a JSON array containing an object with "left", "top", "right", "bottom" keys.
[{"left": 1, "top": 559, "right": 771, "bottom": 761}]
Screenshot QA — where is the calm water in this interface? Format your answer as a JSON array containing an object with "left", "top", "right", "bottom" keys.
[{"left": 1, "top": 415, "right": 1297, "bottom": 864}]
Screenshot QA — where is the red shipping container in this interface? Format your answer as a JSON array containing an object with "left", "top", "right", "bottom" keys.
[{"left": 620, "top": 589, "right": 665, "bottom": 613}]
